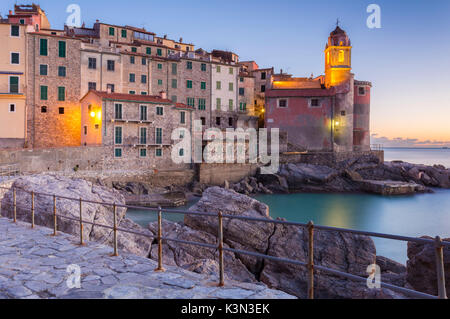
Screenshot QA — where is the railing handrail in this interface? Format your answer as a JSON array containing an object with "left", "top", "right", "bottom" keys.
[{"left": 0, "top": 185, "right": 447, "bottom": 299}]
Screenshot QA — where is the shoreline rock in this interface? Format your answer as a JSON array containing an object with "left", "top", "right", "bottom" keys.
[{"left": 0, "top": 175, "right": 153, "bottom": 257}]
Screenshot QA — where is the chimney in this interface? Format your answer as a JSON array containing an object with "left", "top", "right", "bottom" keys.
[
  {"left": 280, "top": 69, "right": 283, "bottom": 74},
  {"left": 179, "top": 37, "right": 183, "bottom": 43},
  {"left": 159, "top": 91, "right": 167, "bottom": 99},
  {"left": 164, "top": 34, "right": 167, "bottom": 39}
]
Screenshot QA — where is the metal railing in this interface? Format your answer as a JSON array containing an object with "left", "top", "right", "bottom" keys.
[
  {"left": 0, "top": 185, "right": 448, "bottom": 299},
  {"left": 0, "top": 164, "right": 20, "bottom": 179},
  {"left": 371, "top": 144, "right": 384, "bottom": 151}
]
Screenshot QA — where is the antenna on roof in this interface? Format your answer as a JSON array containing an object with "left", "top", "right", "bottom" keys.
[{"left": 336, "top": 18, "right": 340, "bottom": 27}]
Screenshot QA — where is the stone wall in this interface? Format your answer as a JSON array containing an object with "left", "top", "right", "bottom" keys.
[
  {"left": 0, "top": 146, "right": 192, "bottom": 174},
  {"left": 281, "top": 150, "right": 385, "bottom": 166},
  {"left": 26, "top": 34, "right": 82, "bottom": 148},
  {"left": 199, "top": 163, "right": 259, "bottom": 185}
]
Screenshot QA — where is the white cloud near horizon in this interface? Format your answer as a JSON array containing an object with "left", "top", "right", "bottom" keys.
[{"left": 371, "top": 134, "right": 450, "bottom": 148}]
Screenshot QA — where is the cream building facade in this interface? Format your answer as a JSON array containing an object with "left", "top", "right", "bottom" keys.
[{"left": 0, "top": 22, "right": 30, "bottom": 148}]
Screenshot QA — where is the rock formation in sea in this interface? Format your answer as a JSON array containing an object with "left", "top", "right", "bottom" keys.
[
  {"left": 229, "top": 154, "right": 450, "bottom": 196},
  {"left": 406, "top": 236, "right": 450, "bottom": 297}
]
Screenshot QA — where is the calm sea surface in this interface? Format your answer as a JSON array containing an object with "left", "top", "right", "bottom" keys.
[{"left": 128, "top": 148, "right": 450, "bottom": 264}]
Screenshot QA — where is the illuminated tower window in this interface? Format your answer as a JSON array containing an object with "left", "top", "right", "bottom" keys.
[
  {"left": 327, "top": 52, "right": 330, "bottom": 64},
  {"left": 339, "top": 50, "right": 345, "bottom": 63}
]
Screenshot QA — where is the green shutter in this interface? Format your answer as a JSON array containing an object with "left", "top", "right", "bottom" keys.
[
  {"left": 40, "top": 39, "right": 48, "bottom": 56},
  {"left": 9, "top": 76, "right": 19, "bottom": 93},
  {"left": 146, "top": 47, "right": 151, "bottom": 55},
  {"left": 115, "top": 127, "right": 122, "bottom": 145},
  {"left": 109, "top": 27, "right": 115, "bottom": 36},
  {"left": 121, "top": 29, "right": 127, "bottom": 38},
  {"left": 201, "top": 82, "right": 206, "bottom": 90},
  {"left": 58, "top": 87, "right": 65, "bottom": 101},
  {"left": 58, "top": 41, "right": 66, "bottom": 58},
  {"left": 157, "top": 48, "right": 162, "bottom": 56},
  {"left": 40, "top": 86, "right": 48, "bottom": 100}
]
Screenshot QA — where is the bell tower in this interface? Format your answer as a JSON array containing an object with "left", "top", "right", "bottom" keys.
[{"left": 325, "top": 24, "right": 352, "bottom": 88}]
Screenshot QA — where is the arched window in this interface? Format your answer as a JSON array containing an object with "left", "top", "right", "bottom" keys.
[{"left": 338, "top": 50, "right": 345, "bottom": 63}]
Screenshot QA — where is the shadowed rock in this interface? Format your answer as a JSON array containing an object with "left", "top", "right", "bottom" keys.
[
  {"left": 0, "top": 175, "right": 153, "bottom": 257},
  {"left": 406, "top": 236, "right": 450, "bottom": 296}
]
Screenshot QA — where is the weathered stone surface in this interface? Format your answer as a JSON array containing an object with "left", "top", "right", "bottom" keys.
[
  {"left": 406, "top": 236, "right": 450, "bottom": 296},
  {"left": 180, "top": 187, "right": 402, "bottom": 299},
  {"left": 0, "top": 218, "right": 294, "bottom": 299},
  {"left": 186, "top": 187, "right": 275, "bottom": 274},
  {"left": 357, "top": 180, "right": 427, "bottom": 196},
  {"left": 260, "top": 222, "right": 382, "bottom": 299},
  {"left": 0, "top": 175, "right": 152, "bottom": 257},
  {"left": 280, "top": 163, "right": 340, "bottom": 186},
  {"left": 148, "top": 219, "right": 255, "bottom": 283}
]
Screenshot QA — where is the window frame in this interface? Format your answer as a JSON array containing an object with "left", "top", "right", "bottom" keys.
[
  {"left": 114, "top": 126, "right": 123, "bottom": 145},
  {"left": 10, "top": 25, "right": 20, "bottom": 37},
  {"left": 39, "top": 64, "right": 48, "bottom": 76},
  {"left": 107, "top": 60, "right": 115, "bottom": 71},
  {"left": 88, "top": 57, "right": 97, "bottom": 70},
  {"left": 114, "top": 103, "right": 123, "bottom": 120},
  {"left": 57, "top": 87, "right": 66, "bottom": 101},
  {"left": 9, "top": 104, "right": 16, "bottom": 113},
  {"left": 277, "top": 98, "right": 288, "bottom": 108},
  {"left": 10, "top": 52, "right": 20, "bottom": 65},
  {"left": 155, "top": 127, "right": 163, "bottom": 145},
  {"left": 358, "top": 86, "right": 366, "bottom": 96},
  {"left": 9, "top": 76, "right": 19, "bottom": 94},
  {"left": 114, "top": 148, "right": 123, "bottom": 158},
  {"left": 58, "top": 41, "right": 66, "bottom": 58},
  {"left": 309, "top": 98, "right": 321, "bottom": 108},
  {"left": 58, "top": 66, "right": 67, "bottom": 77},
  {"left": 139, "top": 127, "right": 147, "bottom": 145},
  {"left": 140, "top": 105, "right": 148, "bottom": 121},
  {"left": 40, "top": 85, "right": 48, "bottom": 100},
  {"left": 39, "top": 38, "right": 48, "bottom": 56}
]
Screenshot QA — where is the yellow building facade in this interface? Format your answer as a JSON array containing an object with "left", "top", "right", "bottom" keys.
[{"left": 0, "top": 22, "right": 29, "bottom": 148}]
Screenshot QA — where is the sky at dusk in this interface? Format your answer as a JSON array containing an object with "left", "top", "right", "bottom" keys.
[{"left": 2, "top": 0, "right": 450, "bottom": 147}]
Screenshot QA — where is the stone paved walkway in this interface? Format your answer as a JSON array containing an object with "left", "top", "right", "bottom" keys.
[{"left": 0, "top": 218, "right": 294, "bottom": 299}]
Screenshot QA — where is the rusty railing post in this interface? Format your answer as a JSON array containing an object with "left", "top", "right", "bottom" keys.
[
  {"left": 31, "top": 191, "right": 35, "bottom": 228},
  {"left": 112, "top": 203, "right": 118, "bottom": 257},
  {"left": 52, "top": 195, "right": 57, "bottom": 236},
  {"left": 79, "top": 198, "right": 84, "bottom": 246},
  {"left": 13, "top": 188, "right": 17, "bottom": 223},
  {"left": 435, "top": 236, "right": 447, "bottom": 299},
  {"left": 307, "top": 221, "right": 315, "bottom": 299},
  {"left": 154, "top": 206, "right": 165, "bottom": 272},
  {"left": 218, "top": 211, "right": 225, "bottom": 287}
]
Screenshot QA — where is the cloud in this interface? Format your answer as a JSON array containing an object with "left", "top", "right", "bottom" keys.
[{"left": 371, "top": 134, "right": 450, "bottom": 148}]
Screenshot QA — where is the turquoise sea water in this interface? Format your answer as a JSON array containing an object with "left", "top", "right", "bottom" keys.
[{"left": 127, "top": 148, "right": 450, "bottom": 264}]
